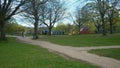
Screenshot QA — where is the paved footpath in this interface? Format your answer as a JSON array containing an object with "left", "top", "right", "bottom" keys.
[{"left": 17, "top": 37, "right": 120, "bottom": 68}]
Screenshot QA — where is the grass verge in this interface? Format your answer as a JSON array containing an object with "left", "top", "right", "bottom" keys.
[
  {"left": 0, "top": 38, "right": 99, "bottom": 68},
  {"left": 39, "top": 34, "right": 120, "bottom": 47},
  {"left": 89, "top": 48, "right": 120, "bottom": 60}
]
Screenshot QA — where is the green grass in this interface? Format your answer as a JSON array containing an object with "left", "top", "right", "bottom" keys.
[
  {"left": 39, "top": 34, "right": 120, "bottom": 47},
  {"left": 0, "top": 38, "right": 99, "bottom": 68},
  {"left": 89, "top": 48, "right": 120, "bottom": 60}
]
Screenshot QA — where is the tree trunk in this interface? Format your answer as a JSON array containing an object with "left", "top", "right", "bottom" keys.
[
  {"left": 101, "top": 16, "right": 106, "bottom": 36},
  {"left": 78, "top": 26, "right": 81, "bottom": 35},
  {"left": 0, "top": 23, "right": 7, "bottom": 41},
  {"left": 33, "top": 22, "right": 39, "bottom": 39},
  {"left": 109, "top": 20, "right": 113, "bottom": 34},
  {"left": 48, "top": 27, "right": 52, "bottom": 35},
  {"left": 97, "top": 25, "right": 101, "bottom": 33}
]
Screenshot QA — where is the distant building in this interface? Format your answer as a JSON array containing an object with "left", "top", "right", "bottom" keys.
[{"left": 42, "top": 30, "right": 64, "bottom": 35}]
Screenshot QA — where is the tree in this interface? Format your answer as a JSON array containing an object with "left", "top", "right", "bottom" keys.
[
  {"left": 92, "top": 16, "right": 102, "bottom": 33},
  {"left": 75, "top": 4, "right": 94, "bottom": 34},
  {"left": 84, "top": 2, "right": 102, "bottom": 33},
  {"left": 6, "top": 22, "right": 26, "bottom": 34},
  {"left": 75, "top": 10, "right": 83, "bottom": 33},
  {"left": 22, "top": 0, "right": 48, "bottom": 39},
  {"left": 95, "top": 0, "right": 108, "bottom": 36},
  {"left": 54, "top": 23, "right": 68, "bottom": 34},
  {"left": 0, "top": 0, "right": 27, "bottom": 40},
  {"left": 82, "top": 0, "right": 120, "bottom": 34},
  {"left": 40, "top": 0, "right": 66, "bottom": 35},
  {"left": 106, "top": 0, "right": 120, "bottom": 34},
  {"left": 74, "top": 3, "right": 97, "bottom": 34},
  {"left": 85, "top": 0, "right": 108, "bottom": 35},
  {"left": 55, "top": 23, "right": 75, "bottom": 35}
]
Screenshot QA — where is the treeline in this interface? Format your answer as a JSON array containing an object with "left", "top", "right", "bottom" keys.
[
  {"left": 0, "top": 0, "right": 66, "bottom": 40},
  {"left": 0, "top": 0, "right": 120, "bottom": 41},
  {"left": 72, "top": 0, "right": 120, "bottom": 35}
]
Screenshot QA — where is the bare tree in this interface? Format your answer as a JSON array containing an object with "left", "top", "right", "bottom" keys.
[
  {"left": 22, "top": 0, "right": 48, "bottom": 39},
  {"left": 74, "top": 3, "right": 94, "bottom": 34},
  {"left": 73, "top": 8, "right": 84, "bottom": 34},
  {"left": 40, "top": 0, "right": 66, "bottom": 35},
  {"left": 0, "top": 0, "right": 27, "bottom": 40}
]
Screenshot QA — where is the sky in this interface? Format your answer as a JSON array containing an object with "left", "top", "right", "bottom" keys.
[
  {"left": 62, "top": 0, "right": 86, "bottom": 25},
  {"left": 65, "top": 0, "right": 85, "bottom": 12},
  {"left": 14, "top": 0, "right": 86, "bottom": 27}
]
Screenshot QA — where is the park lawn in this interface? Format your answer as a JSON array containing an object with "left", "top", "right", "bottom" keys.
[
  {"left": 0, "top": 38, "right": 99, "bottom": 68},
  {"left": 39, "top": 34, "right": 120, "bottom": 47},
  {"left": 89, "top": 48, "right": 120, "bottom": 60}
]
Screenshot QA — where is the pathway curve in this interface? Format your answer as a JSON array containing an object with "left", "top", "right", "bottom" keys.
[{"left": 17, "top": 36, "right": 120, "bottom": 68}]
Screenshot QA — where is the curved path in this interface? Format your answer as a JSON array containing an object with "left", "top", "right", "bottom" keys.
[{"left": 17, "top": 36, "right": 120, "bottom": 68}]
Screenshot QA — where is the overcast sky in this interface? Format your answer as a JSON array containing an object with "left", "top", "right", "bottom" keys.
[{"left": 15, "top": 0, "right": 86, "bottom": 27}]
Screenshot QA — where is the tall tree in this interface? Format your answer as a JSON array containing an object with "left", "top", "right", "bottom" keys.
[
  {"left": 82, "top": 0, "right": 120, "bottom": 34},
  {"left": 92, "top": 16, "right": 102, "bottom": 33},
  {"left": 106, "top": 0, "right": 120, "bottom": 34},
  {"left": 74, "top": 8, "right": 85, "bottom": 34},
  {"left": 96, "top": 0, "right": 108, "bottom": 36},
  {"left": 40, "top": 0, "right": 66, "bottom": 35},
  {"left": 84, "top": 2, "right": 102, "bottom": 33},
  {"left": 74, "top": 3, "right": 97, "bottom": 34},
  {"left": 69, "top": 5, "right": 91, "bottom": 35},
  {"left": 22, "top": 0, "right": 48, "bottom": 39},
  {"left": 85, "top": 0, "right": 108, "bottom": 35},
  {"left": 0, "top": 0, "right": 26, "bottom": 40}
]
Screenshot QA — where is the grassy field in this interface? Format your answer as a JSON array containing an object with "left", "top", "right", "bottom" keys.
[
  {"left": 39, "top": 34, "right": 120, "bottom": 47},
  {"left": 0, "top": 38, "right": 99, "bottom": 68},
  {"left": 89, "top": 48, "right": 120, "bottom": 60}
]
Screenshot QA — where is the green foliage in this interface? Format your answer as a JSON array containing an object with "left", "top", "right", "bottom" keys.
[
  {"left": 0, "top": 38, "right": 98, "bottom": 68},
  {"left": 40, "top": 34, "right": 120, "bottom": 47},
  {"left": 5, "top": 23, "right": 26, "bottom": 34},
  {"left": 114, "top": 17, "right": 120, "bottom": 32},
  {"left": 89, "top": 48, "right": 120, "bottom": 60},
  {"left": 55, "top": 23, "right": 72, "bottom": 35},
  {"left": 84, "top": 21, "right": 96, "bottom": 33},
  {"left": 81, "top": 0, "right": 120, "bottom": 35},
  {"left": 55, "top": 23, "right": 81, "bottom": 35}
]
